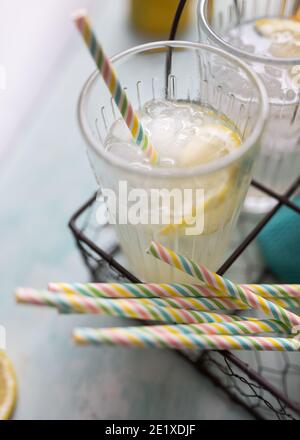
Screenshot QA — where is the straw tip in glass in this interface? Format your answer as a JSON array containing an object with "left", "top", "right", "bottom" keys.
[{"left": 145, "top": 241, "right": 155, "bottom": 254}]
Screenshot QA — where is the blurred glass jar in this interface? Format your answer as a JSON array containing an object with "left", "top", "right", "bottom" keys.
[{"left": 130, "top": 0, "right": 192, "bottom": 36}]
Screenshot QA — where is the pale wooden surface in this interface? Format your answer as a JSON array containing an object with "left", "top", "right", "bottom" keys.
[{"left": 0, "top": 0, "right": 252, "bottom": 419}]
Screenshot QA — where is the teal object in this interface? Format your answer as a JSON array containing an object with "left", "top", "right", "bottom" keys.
[{"left": 258, "top": 199, "right": 300, "bottom": 283}]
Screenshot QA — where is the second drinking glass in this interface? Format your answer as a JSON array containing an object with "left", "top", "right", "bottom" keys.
[
  {"left": 198, "top": 0, "right": 300, "bottom": 213},
  {"left": 78, "top": 41, "right": 268, "bottom": 282}
]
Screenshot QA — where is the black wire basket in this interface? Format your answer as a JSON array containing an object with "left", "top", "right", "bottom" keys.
[{"left": 69, "top": 177, "right": 300, "bottom": 420}]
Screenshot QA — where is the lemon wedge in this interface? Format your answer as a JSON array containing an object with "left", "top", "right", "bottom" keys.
[
  {"left": 181, "top": 124, "right": 241, "bottom": 167},
  {"left": 0, "top": 352, "right": 17, "bottom": 420},
  {"left": 159, "top": 168, "right": 238, "bottom": 236},
  {"left": 159, "top": 124, "right": 241, "bottom": 236}
]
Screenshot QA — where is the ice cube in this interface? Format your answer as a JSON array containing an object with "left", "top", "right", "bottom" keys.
[
  {"left": 131, "top": 162, "right": 152, "bottom": 171},
  {"left": 106, "top": 141, "right": 143, "bottom": 163},
  {"left": 172, "top": 103, "right": 194, "bottom": 121},
  {"left": 146, "top": 116, "right": 183, "bottom": 160},
  {"left": 143, "top": 100, "right": 173, "bottom": 118},
  {"left": 160, "top": 157, "right": 176, "bottom": 168}
]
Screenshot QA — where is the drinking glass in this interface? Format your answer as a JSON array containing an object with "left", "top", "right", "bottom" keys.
[{"left": 78, "top": 41, "right": 268, "bottom": 282}]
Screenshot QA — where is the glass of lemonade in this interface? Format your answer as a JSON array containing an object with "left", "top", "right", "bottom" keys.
[
  {"left": 78, "top": 41, "right": 268, "bottom": 282},
  {"left": 198, "top": 0, "right": 300, "bottom": 213}
]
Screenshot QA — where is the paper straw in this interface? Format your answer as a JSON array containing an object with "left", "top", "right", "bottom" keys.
[
  {"left": 73, "top": 9, "right": 159, "bottom": 164},
  {"left": 48, "top": 284, "right": 248, "bottom": 311},
  {"left": 16, "top": 289, "right": 262, "bottom": 325},
  {"left": 84, "top": 296, "right": 300, "bottom": 312},
  {"left": 73, "top": 328, "right": 300, "bottom": 352},
  {"left": 71, "top": 319, "right": 289, "bottom": 341},
  {"left": 48, "top": 282, "right": 223, "bottom": 298},
  {"left": 147, "top": 242, "right": 300, "bottom": 329},
  {"left": 48, "top": 282, "right": 300, "bottom": 307},
  {"left": 248, "top": 297, "right": 300, "bottom": 310},
  {"left": 109, "top": 297, "right": 249, "bottom": 312}
]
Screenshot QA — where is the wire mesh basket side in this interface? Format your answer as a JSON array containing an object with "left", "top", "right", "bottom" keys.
[{"left": 69, "top": 178, "right": 300, "bottom": 420}]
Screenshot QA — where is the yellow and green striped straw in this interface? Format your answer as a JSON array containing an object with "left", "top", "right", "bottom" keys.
[
  {"left": 71, "top": 319, "right": 290, "bottom": 339},
  {"left": 73, "top": 327, "right": 300, "bottom": 352},
  {"left": 48, "top": 282, "right": 300, "bottom": 304},
  {"left": 15, "top": 289, "right": 250, "bottom": 325},
  {"left": 73, "top": 9, "right": 159, "bottom": 165},
  {"left": 147, "top": 242, "right": 300, "bottom": 330}
]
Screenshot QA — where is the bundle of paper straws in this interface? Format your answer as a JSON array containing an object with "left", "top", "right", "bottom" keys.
[
  {"left": 14, "top": 11, "right": 300, "bottom": 353},
  {"left": 15, "top": 242, "right": 300, "bottom": 353}
]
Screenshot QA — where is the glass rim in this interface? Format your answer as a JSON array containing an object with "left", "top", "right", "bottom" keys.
[
  {"left": 78, "top": 40, "right": 269, "bottom": 179},
  {"left": 198, "top": 0, "right": 300, "bottom": 66}
]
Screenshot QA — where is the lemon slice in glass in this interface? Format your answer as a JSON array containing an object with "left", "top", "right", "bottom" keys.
[
  {"left": 0, "top": 352, "right": 17, "bottom": 420},
  {"left": 180, "top": 124, "right": 241, "bottom": 167},
  {"left": 159, "top": 124, "right": 241, "bottom": 236}
]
